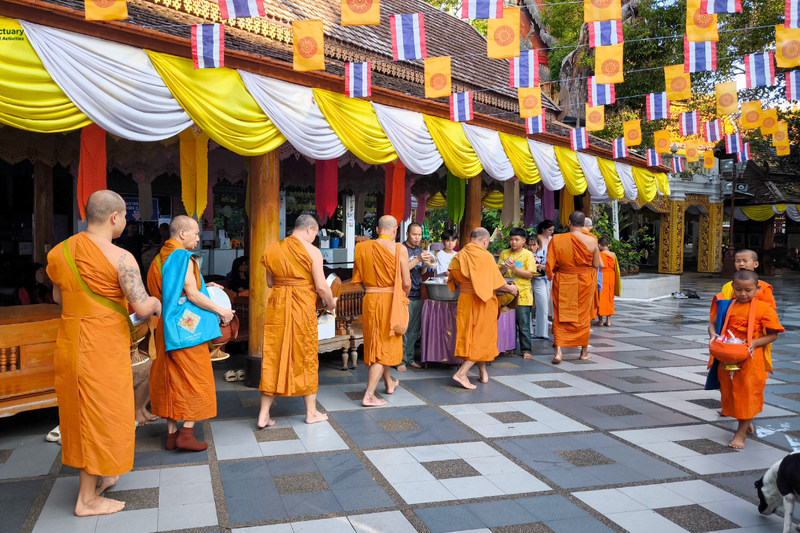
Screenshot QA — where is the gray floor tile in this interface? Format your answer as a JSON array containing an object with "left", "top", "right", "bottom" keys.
[
  {"left": 0, "top": 436, "right": 61, "bottom": 479},
  {"left": 157, "top": 501, "right": 218, "bottom": 531},
  {"left": 0, "top": 478, "right": 43, "bottom": 533},
  {"left": 349, "top": 511, "right": 417, "bottom": 533},
  {"left": 95, "top": 508, "right": 159, "bottom": 533}
]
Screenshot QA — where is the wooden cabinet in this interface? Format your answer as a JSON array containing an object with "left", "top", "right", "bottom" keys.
[{"left": 0, "top": 304, "right": 61, "bottom": 418}]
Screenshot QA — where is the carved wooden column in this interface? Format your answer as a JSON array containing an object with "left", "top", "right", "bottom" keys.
[
  {"left": 459, "top": 175, "right": 482, "bottom": 248},
  {"left": 33, "top": 161, "right": 54, "bottom": 264},
  {"left": 698, "top": 202, "right": 724, "bottom": 273},
  {"left": 658, "top": 199, "right": 686, "bottom": 274}
]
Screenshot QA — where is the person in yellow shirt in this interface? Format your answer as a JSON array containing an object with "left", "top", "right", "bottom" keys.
[{"left": 499, "top": 228, "right": 536, "bottom": 359}]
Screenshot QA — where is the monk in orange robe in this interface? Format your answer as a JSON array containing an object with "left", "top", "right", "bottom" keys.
[
  {"left": 353, "top": 216, "right": 411, "bottom": 407},
  {"left": 449, "top": 228, "right": 518, "bottom": 389},
  {"left": 258, "top": 214, "right": 337, "bottom": 428},
  {"left": 708, "top": 270, "right": 783, "bottom": 448},
  {"left": 582, "top": 218, "right": 598, "bottom": 240},
  {"left": 148, "top": 216, "right": 234, "bottom": 452},
  {"left": 596, "top": 237, "right": 620, "bottom": 327},
  {"left": 547, "top": 211, "right": 602, "bottom": 364},
  {"left": 47, "top": 190, "right": 161, "bottom": 517}
]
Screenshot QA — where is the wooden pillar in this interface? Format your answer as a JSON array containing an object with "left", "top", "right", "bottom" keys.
[
  {"left": 244, "top": 150, "right": 280, "bottom": 387},
  {"left": 658, "top": 199, "right": 685, "bottom": 274},
  {"left": 459, "top": 176, "right": 482, "bottom": 248},
  {"left": 698, "top": 202, "right": 724, "bottom": 273},
  {"left": 33, "top": 161, "right": 54, "bottom": 265},
  {"left": 582, "top": 193, "right": 591, "bottom": 218},
  {"left": 762, "top": 216, "right": 776, "bottom": 276}
]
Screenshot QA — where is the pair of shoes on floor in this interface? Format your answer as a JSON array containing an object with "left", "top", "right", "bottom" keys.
[
  {"left": 672, "top": 292, "right": 689, "bottom": 299},
  {"left": 165, "top": 425, "right": 207, "bottom": 452},
  {"left": 223, "top": 369, "right": 246, "bottom": 382},
  {"left": 46, "top": 426, "right": 61, "bottom": 446}
]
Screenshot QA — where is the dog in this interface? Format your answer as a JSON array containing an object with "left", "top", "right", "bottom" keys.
[{"left": 756, "top": 450, "right": 800, "bottom": 532}]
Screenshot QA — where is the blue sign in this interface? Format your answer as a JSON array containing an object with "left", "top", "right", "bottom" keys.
[{"left": 124, "top": 197, "right": 159, "bottom": 221}]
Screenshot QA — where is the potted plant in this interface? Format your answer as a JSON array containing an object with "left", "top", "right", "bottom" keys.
[{"left": 329, "top": 230, "right": 343, "bottom": 248}]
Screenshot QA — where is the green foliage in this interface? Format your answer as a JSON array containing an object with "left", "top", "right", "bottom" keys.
[
  {"left": 592, "top": 210, "right": 654, "bottom": 271},
  {"left": 422, "top": 0, "right": 487, "bottom": 35}
]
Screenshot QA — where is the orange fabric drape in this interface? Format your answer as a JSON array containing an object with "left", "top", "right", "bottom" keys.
[
  {"left": 77, "top": 124, "right": 107, "bottom": 222},
  {"left": 316, "top": 159, "right": 338, "bottom": 224},
  {"left": 384, "top": 161, "right": 406, "bottom": 223}
]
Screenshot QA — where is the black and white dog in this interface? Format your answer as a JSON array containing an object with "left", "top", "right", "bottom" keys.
[{"left": 756, "top": 451, "right": 800, "bottom": 533}]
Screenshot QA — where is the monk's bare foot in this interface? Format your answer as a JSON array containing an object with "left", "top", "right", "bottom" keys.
[
  {"left": 143, "top": 408, "right": 158, "bottom": 422},
  {"left": 75, "top": 495, "right": 125, "bottom": 517},
  {"left": 453, "top": 374, "right": 477, "bottom": 390},
  {"left": 579, "top": 351, "right": 592, "bottom": 361},
  {"left": 717, "top": 410, "right": 727, "bottom": 417},
  {"left": 397, "top": 365, "right": 407, "bottom": 372},
  {"left": 523, "top": 353, "right": 533, "bottom": 360},
  {"left": 362, "top": 393, "right": 387, "bottom": 407},
  {"left": 305, "top": 412, "right": 328, "bottom": 424},
  {"left": 257, "top": 414, "right": 276, "bottom": 430},
  {"left": 552, "top": 349, "right": 562, "bottom": 365},
  {"left": 95, "top": 475, "right": 118, "bottom": 496},
  {"left": 728, "top": 435, "right": 747, "bottom": 449},
  {"left": 596, "top": 320, "right": 604, "bottom": 326},
  {"left": 135, "top": 411, "right": 149, "bottom": 427},
  {"left": 748, "top": 422, "right": 755, "bottom": 434},
  {"left": 411, "top": 362, "right": 422, "bottom": 369},
  {"left": 478, "top": 370, "right": 489, "bottom": 384},
  {"left": 385, "top": 378, "right": 399, "bottom": 395}
]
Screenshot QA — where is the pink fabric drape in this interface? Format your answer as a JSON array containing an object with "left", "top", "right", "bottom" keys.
[{"left": 415, "top": 193, "right": 429, "bottom": 224}]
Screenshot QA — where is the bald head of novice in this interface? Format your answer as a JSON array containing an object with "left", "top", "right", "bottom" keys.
[
  {"left": 170, "top": 215, "right": 200, "bottom": 250},
  {"left": 470, "top": 227, "right": 491, "bottom": 249},
  {"left": 293, "top": 214, "right": 320, "bottom": 243},
  {"left": 86, "top": 190, "right": 127, "bottom": 238},
  {"left": 377, "top": 216, "right": 398, "bottom": 240}
]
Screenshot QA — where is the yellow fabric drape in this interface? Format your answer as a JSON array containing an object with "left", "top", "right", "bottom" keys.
[
  {"left": 553, "top": 147, "right": 587, "bottom": 195},
  {"left": 559, "top": 188, "right": 573, "bottom": 227},
  {"left": 481, "top": 189, "right": 504, "bottom": 209},
  {"left": 312, "top": 88, "right": 397, "bottom": 165},
  {"left": 179, "top": 128, "right": 209, "bottom": 218},
  {"left": 423, "top": 115, "right": 483, "bottom": 179},
  {"left": 741, "top": 205, "right": 779, "bottom": 221},
  {"left": 630, "top": 167, "right": 658, "bottom": 204},
  {"left": 0, "top": 17, "right": 90, "bottom": 132},
  {"left": 147, "top": 51, "right": 285, "bottom": 156},
  {"left": 499, "top": 133, "right": 540, "bottom": 184},
  {"left": 597, "top": 158, "right": 625, "bottom": 200},
  {"left": 427, "top": 192, "right": 447, "bottom": 210},
  {"left": 654, "top": 172, "right": 670, "bottom": 196}
]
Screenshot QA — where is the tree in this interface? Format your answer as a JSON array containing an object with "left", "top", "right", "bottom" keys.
[{"left": 421, "top": 0, "right": 488, "bottom": 35}]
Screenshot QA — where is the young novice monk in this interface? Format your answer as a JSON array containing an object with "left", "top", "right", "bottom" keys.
[
  {"left": 596, "top": 238, "right": 620, "bottom": 327},
  {"left": 434, "top": 229, "right": 458, "bottom": 280},
  {"left": 708, "top": 270, "right": 783, "bottom": 449}
]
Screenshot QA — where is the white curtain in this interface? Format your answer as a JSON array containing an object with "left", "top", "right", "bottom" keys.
[
  {"left": 614, "top": 162, "right": 639, "bottom": 202},
  {"left": 21, "top": 20, "right": 191, "bottom": 141},
  {"left": 462, "top": 124, "right": 514, "bottom": 181},
  {"left": 575, "top": 152, "right": 608, "bottom": 199},
  {"left": 372, "top": 103, "right": 443, "bottom": 175},
  {"left": 527, "top": 140, "right": 564, "bottom": 191},
  {"left": 725, "top": 207, "right": 749, "bottom": 221},
  {"left": 239, "top": 71, "right": 346, "bottom": 160},
  {"left": 785, "top": 205, "right": 800, "bottom": 222}
]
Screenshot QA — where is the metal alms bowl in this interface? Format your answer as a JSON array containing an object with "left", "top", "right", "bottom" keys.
[{"left": 423, "top": 281, "right": 460, "bottom": 301}]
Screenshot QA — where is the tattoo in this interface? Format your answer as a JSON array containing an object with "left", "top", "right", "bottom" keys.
[{"left": 118, "top": 255, "right": 149, "bottom": 304}]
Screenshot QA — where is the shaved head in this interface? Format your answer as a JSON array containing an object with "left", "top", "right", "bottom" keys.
[
  {"left": 585, "top": 218, "right": 593, "bottom": 228},
  {"left": 736, "top": 249, "right": 758, "bottom": 262},
  {"left": 568, "top": 211, "right": 586, "bottom": 228},
  {"left": 86, "top": 190, "right": 126, "bottom": 226},
  {"left": 733, "top": 269, "right": 758, "bottom": 283},
  {"left": 470, "top": 227, "right": 490, "bottom": 240},
  {"left": 294, "top": 214, "right": 319, "bottom": 232},
  {"left": 170, "top": 215, "right": 198, "bottom": 238},
  {"left": 378, "top": 216, "right": 398, "bottom": 230}
]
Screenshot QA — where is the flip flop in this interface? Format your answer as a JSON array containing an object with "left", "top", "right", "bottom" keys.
[
  {"left": 46, "top": 425, "right": 60, "bottom": 443},
  {"left": 235, "top": 369, "right": 246, "bottom": 381},
  {"left": 224, "top": 370, "right": 238, "bottom": 382}
]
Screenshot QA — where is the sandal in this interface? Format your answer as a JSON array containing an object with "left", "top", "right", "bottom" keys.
[
  {"left": 235, "top": 369, "right": 246, "bottom": 381},
  {"left": 46, "top": 425, "right": 60, "bottom": 443},
  {"left": 224, "top": 370, "right": 238, "bottom": 382}
]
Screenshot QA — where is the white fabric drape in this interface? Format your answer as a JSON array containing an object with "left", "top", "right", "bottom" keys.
[
  {"left": 462, "top": 124, "right": 514, "bottom": 181},
  {"left": 239, "top": 71, "right": 346, "bottom": 160},
  {"left": 575, "top": 152, "right": 608, "bottom": 199},
  {"left": 527, "top": 140, "right": 564, "bottom": 191},
  {"left": 786, "top": 205, "right": 800, "bottom": 222},
  {"left": 615, "top": 162, "right": 639, "bottom": 202},
  {"left": 372, "top": 103, "right": 443, "bottom": 175},
  {"left": 726, "top": 207, "right": 749, "bottom": 221},
  {"left": 21, "top": 21, "right": 191, "bottom": 141}
]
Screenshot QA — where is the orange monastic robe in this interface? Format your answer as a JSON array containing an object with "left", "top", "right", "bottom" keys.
[
  {"left": 722, "top": 279, "right": 777, "bottom": 370},
  {"left": 582, "top": 228, "right": 598, "bottom": 240},
  {"left": 598, "top": 253, "right": 616, "bottom": 317},
  {"left": 448, "top": 243, "right": 507, "bottom": 362},
  {"left": 546, "top": 233, "right": 597, "bottom": 347},
  {"left": 260, "top": 236, "right": 319, "bottom": 396},
  {"left": 353, "top": 239, "right": 403, "bottom": 366},
  {"left": 710, "top": 296, "right": 784, "bottom": 420},
  {"left": 46, "top": 233, "right": 134, "bottom": 476},
  {"left": 147, "top": 239, "right": 216, "bottom": 421}
]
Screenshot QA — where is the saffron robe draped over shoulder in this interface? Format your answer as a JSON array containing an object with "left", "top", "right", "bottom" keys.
[
  {"left": 546, "top": 233, "right": 597, "bottom": 347},
  {"left": 722, "top": 279, "right": 776, "bottom": 371},
  {"left": 353, "top": 240, "right": 403, "bottom": 366},
  {"left": 260, "top": 235, "right": 319, "bottom": 396},
  {"left": 447, "top": 243, "right": 507, "bottom": 362},
  {"left": 709, "top": 296, "right": 784, "bottom": 420},
  {"left": 598, "top": 252, "right": 618, "bottom": 317},
  {"left": 147, "top": 239, "right": 216, "bottom": 421},
  {"left": 46, "top": 233, "right": 134, "bottom": 476}
]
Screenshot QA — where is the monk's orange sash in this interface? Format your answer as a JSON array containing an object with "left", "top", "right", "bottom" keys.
[
  {"left": 365, "top": 287, "right": 393, "bottom": 293},
  {"left": 279, "top": 239, "right": 314, "bottom": 284},
  {"left": 274, "top": 278, "right": 312, "bottom": 287},
  {"left": 390, "top": 243, "right": 409, "bottom": 336},
  {"left": 458, "top": 282, "right": 475, "bottom": 294}
]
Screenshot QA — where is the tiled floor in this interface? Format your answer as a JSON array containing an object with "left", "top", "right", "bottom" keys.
[{"left": 4, "top": 274, "right": 800, "bottom": 533}]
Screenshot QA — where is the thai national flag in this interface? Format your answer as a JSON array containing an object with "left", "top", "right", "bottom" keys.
[
  {"left": 525, "top": 115, "right": 546, "bottom": 134},
  {"left": 701, "top": 0, "right": 741, "bottom": 13},
  {"left": 588, "top": 76, "right": 615, "bottom": 107},
  {"left": 462, "top": 0, "right": 503, "bottom": 19},
  {"left": 345, "top": 62, "right": 371, "bottom": 98},
  {"left": 738, "top": 143, "right": 751, "bottom": 162},
  {"left": 787, "top": 71, "right": 800, "bottom": 101},
  {"left": 191, "top": 24, "right": 224, "bottom": 69},
  {"left": 704, "top": 120, "right": 722, "bottom": 142},
  {"left": 744, "top": 52, "right": 775, "bottom": 89},
  {"left": 671, "top": 156, "right": 685, "bottom": 173},
  {"left": 787, "top": 0, "right": 799, "bottom": 28},
  {"left": 646, "top": 92, "right": 670, "bottom": 121},
  {"left": 570, "top": 128, "right": 589, "bottom": 151},
  {"left": 679, "top": 111, "right": 700, "bottom": 136},
  {"left": 510, "top": 50, "right": 539, "bottom": 88},
  {"left": 390, "top": 14, "right": 427, "bottom": 61},
  {"left": 450, "top": 92, "right": 473, "bottom": 122},
  {"left": 588, "top": 20, "right": 624, "bottom": 48},
  {"left": 613, "top": 138, "right": 628, "bottom": 159},
  {"left": 219, "top": 0, "right": 265, "bottom": 21},
  {"left": 647, "top": 149, "right": 661, "bottom": 167},
  {"left": 725, "top": 132, "right": 743, "bottom": 154},
  {"left": 684, "top": 37, "right": 717, "bottom": 73}
]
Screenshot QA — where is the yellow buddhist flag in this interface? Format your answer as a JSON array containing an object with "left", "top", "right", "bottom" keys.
[
  {"left": 624, "top": 120, "right": 641, "bottom": 146},
  {"left": 665, "top": 65, "right": 691, "bottom": 101},
  {"left": 777, "top": 26, "right": 800, "bottom": 68},
  {"left": 84, "top": 0, "right": 127, "bottom": 20},
  {"left": 685, "top": 142, "right": 699, "bottom": 162},
  {"left": 777, "top": 144, "right": 790, "bottom": 156},
  {"left": 425, "top": 57, "right": 451, "bottom": 99},
  {"left": 519, "top": 87, "right": 542, "bottom": 118},
  {"left": 654, "top": 130, "right": 671, "bottom": 153},
  {"left": 595, "top": 44, "right": 624, "bottom": 84},
  {"left": 585, "top": 104, "right": 605, "bottom": 131},
  {"left": 774, "top": 121, "right": 789, "bottom": 146},
  {"left": 741, "top": 100, "right": 763, "bottom": 130},
  {"left": 715, "top": 82, "right": 738, "bottom": 115},
  {"left": 686, "top": 0, "right": 718, "bottom": 42},
  {"left": 703, "top": 150, "right": 715, "bottom": 168},
  {"left": 293, "top": 20, "right": 325, "bottom": 72},
  {"left": 488, "top": 7, "right": 520, "bottom": 59},
  {"left": 584, "top": 0, "right": 621, "bottom": 23},
  {"left": 761, "top": 109, "right": 778, "bottom": 136},
  {"left": 341, "top": 0, "right": 380, "bottom": 26}
]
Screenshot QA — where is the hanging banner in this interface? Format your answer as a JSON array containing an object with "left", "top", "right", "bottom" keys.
[
  {"left": 123, "top": 197, "right": 160, "bottom": 221},
  {"left": 487, "top": 7, "right": 520, "bottom": 59},
  {"left": 341, "top": 0, "right": 380, "bottom": 26}
]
